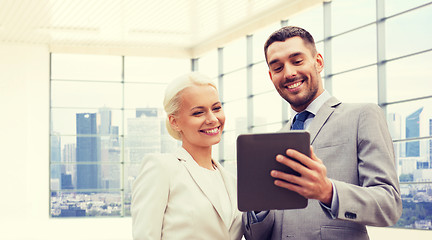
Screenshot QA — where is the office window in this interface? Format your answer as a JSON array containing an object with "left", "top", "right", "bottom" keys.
[
  {"left": 327, "top": 0, "right": 432, "bottom": 229},
  {"left": 253, "top": 92, "right": 283, "bottom": 128},
  {"left": 252, "top": 23, "right": 281, "bottom": 63},
  {"left": 387, "top": 99, "right": 432, "bottom": 140},
  {"left": 387, "top": 99, "right": 432, "bottom": 229},
  {"left": 223, "top": 37, "right": 247, "bottom": 73},
  {"left": 221, "top": 100, "right": 248, "bottom": 170},
  {"left": 331, "top": 0, "right": 376, "bottom": 35},
  {"left": 385, "top": 3, "right": 432, "bottom": 60},
  {"left": 252, "top": 62, "right": 274, "bottom": 94},
  {"left": 287, "top": 3, "right": 324, "bottom": 42},
  {"left": 50, "top": 54, "right": 189, "bottom": 217},
  {"left": 197, "top": 49, "right": 219, "bottom": 79},
  {"left": 383, "top": 1, "right": 432, "bottom": 229},
  {"left": 386, "top": 51, "right": 432, "bottom": 102},
  {"left": 332, "top": 66, "right": 378, "bottom": 104},
  {"left": 385, "top": 0, "right": 431, "bottom": 17},
  {"left": 331, "top": 25, "right": 377, "bottom": 73},
  {"left": 223, "top": 69, "right": 248, "bottom": 102}
]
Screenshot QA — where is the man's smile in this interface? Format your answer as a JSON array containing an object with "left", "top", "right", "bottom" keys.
[{"left": 287, "top": 81, "right": 303, "bottom": 89}]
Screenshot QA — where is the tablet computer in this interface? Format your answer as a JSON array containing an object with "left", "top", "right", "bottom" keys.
[{"left": 237, "top": 131, "right": 310, "bottom": 212}]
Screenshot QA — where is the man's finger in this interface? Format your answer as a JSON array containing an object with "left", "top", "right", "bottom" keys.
[
  {"left": 271, "top": 170, "right": 303, "bottom": 185},
  {"left": 275, "top": 154, "right": 312, "bottom": 176},
  {"left": 309, "top": 146, "right": 323, "bottom": 164}
]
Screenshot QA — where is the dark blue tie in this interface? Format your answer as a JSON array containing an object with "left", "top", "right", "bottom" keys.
[{"left": 291, "top": 111, "right": 312, "bottom": 130}]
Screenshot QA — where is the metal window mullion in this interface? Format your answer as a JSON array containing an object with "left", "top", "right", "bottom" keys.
[
  {"left": 323, "top": 0, "right": 333, "bottom": 95},
  {"left": 49, "top": 52, "right": 53, "bottom": 216},
  {"left": 376, "top": 0, "right": 387, "bottom": 113},
  {"left": 191, "top": 58, "right": 198, "bottom": 72},
  {"left": 382, "top": 95, "right": 432, "bottom": 107},
  {"left": 218, "top": 48, "right": 224, "bottom": 163},
  {"left": 121, "top": 55, "right": 125, "bottom": 217},
  {"left": 280, "top": 20, "right": 290, "bottom": 124},
  {"left": 246, "top": 35, "right": 253, "bottom": 133}
]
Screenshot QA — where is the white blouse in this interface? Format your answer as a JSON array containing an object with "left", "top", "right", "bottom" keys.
[{"left": 196, "top": 163, "right": 233, "bottom": 228}]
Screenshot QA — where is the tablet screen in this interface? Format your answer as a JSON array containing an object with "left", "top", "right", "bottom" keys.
[{"left": 237, "top": 131, "right": 310, "bottom": 211}]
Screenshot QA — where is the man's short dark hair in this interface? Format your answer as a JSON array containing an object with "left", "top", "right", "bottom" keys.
[{"left": 264, "top": 26, "right": 317, "bottom": 64}]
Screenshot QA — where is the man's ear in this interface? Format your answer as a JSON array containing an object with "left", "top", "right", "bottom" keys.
[
  {"left": 315, "top": 53, "right": 324, "bottom": 73},
  {"left": 268, "top": 70, "right": 273, "bottom": 81},
  {"left": 168, "top": 115, "right": 179, "bottom": 131}
]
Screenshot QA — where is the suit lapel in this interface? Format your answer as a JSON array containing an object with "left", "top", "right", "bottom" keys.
[
  {"left": 175, "top": 148, "right": 229, "bottom": 229},
  {"left": 280, "top": 97, "right": 341, "bottom": 144},
  {"left": 213, "top": 160, "right": 236, "bottom": 228},
  {"left": 308, "top": 97, "right": 341, "bottom": 144}
]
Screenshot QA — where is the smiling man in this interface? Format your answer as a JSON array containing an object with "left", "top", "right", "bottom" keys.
[
  {"left": 242, "top": 26, "right": 402, "bottom": 240},
  {"left": 266, "top": 34, "right": 323, "bottom": 113}
]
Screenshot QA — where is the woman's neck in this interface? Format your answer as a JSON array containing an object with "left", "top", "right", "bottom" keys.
[{"left": 182, "top": 143, "right": 213, "bottom": 170}]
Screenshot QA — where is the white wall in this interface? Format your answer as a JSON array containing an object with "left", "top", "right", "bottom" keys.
[{"left": 0, "top": 43, "right": 430, "bottom": 240}]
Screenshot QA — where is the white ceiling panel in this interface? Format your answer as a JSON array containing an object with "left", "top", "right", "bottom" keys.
[{"left": 0, "top": 0, "right": 323, "bottom": 57}]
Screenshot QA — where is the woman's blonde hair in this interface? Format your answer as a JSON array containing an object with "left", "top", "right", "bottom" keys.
[{"left": 163, "top": 72, "right": 217, "bottom": 140}]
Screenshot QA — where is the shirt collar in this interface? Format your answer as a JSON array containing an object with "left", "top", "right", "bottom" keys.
[{"left": 290, "top": 90, "right": 332, "bottom": 117}]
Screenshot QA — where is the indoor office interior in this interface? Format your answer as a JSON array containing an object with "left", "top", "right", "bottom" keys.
[{"left": 1, "top": 0, "right": 432, "bottom": 239}]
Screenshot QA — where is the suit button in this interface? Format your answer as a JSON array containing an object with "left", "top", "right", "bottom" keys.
[{"left": 345, "top": 212, "right": 357, "bottom": 219}]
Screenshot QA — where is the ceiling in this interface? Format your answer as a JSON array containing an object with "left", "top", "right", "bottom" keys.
[{"left": 0, "top": 0, "right": 323, "bottom": 58}]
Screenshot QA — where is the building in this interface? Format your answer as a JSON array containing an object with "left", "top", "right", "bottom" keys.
[
  {"left": 63, "top": 143, "right": 77, "bottom": 188},
  {"left": 50, "top": 133, "right": 61, "bottom": 191},
  {"left": 406, "top": 107, "right": 423, "bottom": 158},
  {"left": 76, "top": 113, "right": 100, "bottom": 190},
  {"left": 126, "top": 108, "right": 162, "bottom": 162}
]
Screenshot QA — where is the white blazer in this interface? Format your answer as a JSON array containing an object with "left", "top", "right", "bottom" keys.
[{"left": 132, "top": 147, "right": 244, "bottom": 240}]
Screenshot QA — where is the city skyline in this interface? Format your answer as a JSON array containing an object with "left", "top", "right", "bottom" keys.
[{"left": 50, "top": 104, "right": 432, "bottom": 224}]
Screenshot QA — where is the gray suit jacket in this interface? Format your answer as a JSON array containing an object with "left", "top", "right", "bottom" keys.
[{"left": 243, "top": 97, "right": 402, "bottom": 240}]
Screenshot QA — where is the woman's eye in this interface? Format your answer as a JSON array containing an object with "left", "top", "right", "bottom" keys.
[
  {"left": 213, "top": 106, "right": 222, "bottom": 111},
  {"left": 192, "top": 111, "right": 203, "bottom": 116}
]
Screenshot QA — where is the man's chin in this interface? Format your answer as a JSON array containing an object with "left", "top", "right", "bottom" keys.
[
  {"left": 283, "top": 94, "right": 304, "bottom": 105},
  {"left": 285, "top": 97, "right": 310, "bottom": 111}
]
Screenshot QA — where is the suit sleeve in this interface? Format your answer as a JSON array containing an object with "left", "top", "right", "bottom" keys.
[
  {"left": 132, "top": 154, "right": 171, "bottom": 240},
  {"left": 242, "top": 211, "right": 275, "bottom": 240},
  {"left": 334, "top": 104, "right": 402, "bottom": 226}
]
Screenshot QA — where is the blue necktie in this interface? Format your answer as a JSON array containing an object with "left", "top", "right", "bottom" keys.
[{"left": 291, "top": 111, "right": 312, "bottom": 130}]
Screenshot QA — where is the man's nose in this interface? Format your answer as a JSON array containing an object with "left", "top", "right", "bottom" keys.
[{"left": 283, "top": 64, "right": 297, "bottom": 79}]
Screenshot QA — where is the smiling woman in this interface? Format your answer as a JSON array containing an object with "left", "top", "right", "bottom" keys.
[
  {"left": 169, "top": 84, "right": 225, "bottom": 164},
  {"left": 131, "top": 72, "right": 244, "bottom": 240}
]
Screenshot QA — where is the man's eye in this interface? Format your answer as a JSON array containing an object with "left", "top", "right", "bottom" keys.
[
  {"left": 294, "top": 60, "right": 303, "bottom": 65},
  {"left": 273, "top": 66, "right": 282, "bottom": 72}
]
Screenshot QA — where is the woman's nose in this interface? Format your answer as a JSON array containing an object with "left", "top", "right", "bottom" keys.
[{"left": 205, "top": 112, "right": 218, "bottom": 124}]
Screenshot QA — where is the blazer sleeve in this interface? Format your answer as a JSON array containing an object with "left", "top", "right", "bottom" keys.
[
  {"left": 242, "top": 211, "right": 275, "bottom": 240},
  {"left": 334, "top": 104, "right": 402, "bottom": 226},
  {"left": 132, "top": 154, "right": 172, "bottom": 240}
]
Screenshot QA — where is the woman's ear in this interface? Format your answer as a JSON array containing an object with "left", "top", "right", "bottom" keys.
[{"left": 168, "top": 115, "right": 179, "bottom": 131}]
